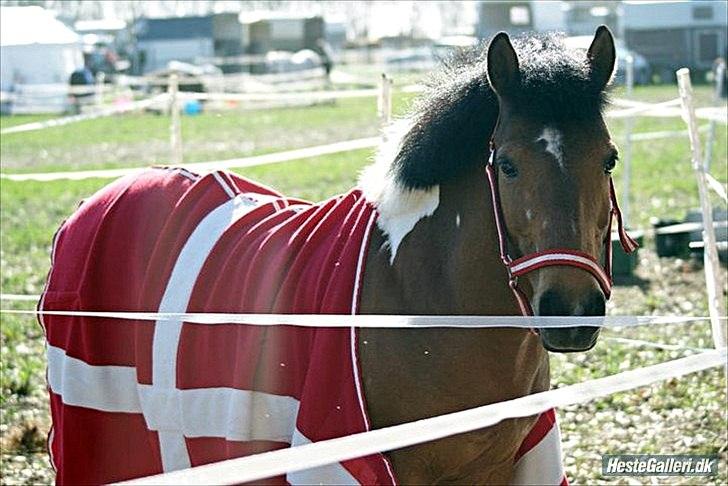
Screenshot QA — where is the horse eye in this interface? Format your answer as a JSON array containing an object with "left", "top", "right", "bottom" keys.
[
  {"left": 604, "top": 155, "right": 618, "bottom": 174},
  {"left": 499, "top": 159, "right": 519, "bottom": 178}
]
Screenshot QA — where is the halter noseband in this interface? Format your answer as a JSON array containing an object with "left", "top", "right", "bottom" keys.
[{"left": 485, "top": 139, "right": 638, "bottom": 319}]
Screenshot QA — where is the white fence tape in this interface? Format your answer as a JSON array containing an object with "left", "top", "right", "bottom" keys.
[
  {"left": 606, "top": 98, "right": 682, "bottom": 118},
  {"left": 1, "top": 308, "right": 722, "bottom": 329},
  {"left": 0, "top": 137, "right": 380, "bottom": 182},
  {"left": 0, "top": 294, "right": 40, "bottom": 301},
  {"left": 118, "top": 348, "right": 726, "bottom": 485},
  {"left": 1, "top": 93, "right": 723, "bottom": 184},
  {"left": 607, "top": 103, "right": 727, "bottom": 123},
  {"left": 602, "top": 336, "right": 713, "bottom": 353},
  {"left": 705, "top": 172, "right": 728, "bottom": 203},
  {"left": 0, "top": 95, "right": 168, "bottom": 135},
  {"left": 180, "top": 88, "right": 381, "bottom": 103},
  {"left": 1, "top": 83, "right": 125, "bottom": 98},
  {"left": 629, "top": 124, "right": 710, "bottom": 142},
  {"left": 115, "top": 67, "right": 327, "bottom": 88}
]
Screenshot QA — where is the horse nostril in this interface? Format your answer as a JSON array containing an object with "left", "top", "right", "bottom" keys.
[
  {"left": 537, "top": 289, "right": 571, "bottom": 316},
  {"left": 578, "top": 290, "right": 606, "bottom": 316},
  {"left": 537, "top": 289, "right": 606, "bottom": 316}
]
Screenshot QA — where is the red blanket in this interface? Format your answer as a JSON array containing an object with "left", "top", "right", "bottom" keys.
[{"left": 41, "top": 168, "right": 566, "bottom": 485}]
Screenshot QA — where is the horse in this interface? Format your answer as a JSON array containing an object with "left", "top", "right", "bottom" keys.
[
  {"left": 357, "top": 25, "right": 637, "bottom": 484},
  {"left": 40, "top": 27, "right": 634, "bottom": 485}
]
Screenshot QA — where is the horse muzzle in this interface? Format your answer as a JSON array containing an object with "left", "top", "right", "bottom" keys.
[{"left": 536, "top": 288, "right": 605, "bottom": 353}]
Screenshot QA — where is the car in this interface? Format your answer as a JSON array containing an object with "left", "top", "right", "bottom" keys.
[{"left": 564, "top": 35, "right": 651, "bottom": 85}]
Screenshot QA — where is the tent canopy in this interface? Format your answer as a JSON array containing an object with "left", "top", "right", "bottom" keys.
[{"left": 1, "top": 6, "right": 80, "bottom": 47}]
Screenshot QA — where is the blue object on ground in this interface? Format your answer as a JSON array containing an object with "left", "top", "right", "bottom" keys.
[{"left": 183, "top": 100, "right": 202, "bottom": 115}]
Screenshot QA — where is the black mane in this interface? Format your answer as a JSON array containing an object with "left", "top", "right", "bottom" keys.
[{"left": 391, "top": 33, "right": 611, "bottom": 189}]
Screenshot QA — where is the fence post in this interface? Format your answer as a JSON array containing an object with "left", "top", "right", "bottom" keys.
[
  {"left": 621, "top": 55, "right": 634, "bottom": 228},
  {"left": 168, "top": 74, "right": 183, "bottom": 166},
  {"left": 95, "top": 72, "right": 106, "bottom": 108},
  {"left": 704, "top": 59, "right": 725, "bottom": 171},
  {"left": 377, "top": 73, "right": 392, "bottom": 128},
  {"left": 676, "top": 68, "right": 726, "bottom": 351}
]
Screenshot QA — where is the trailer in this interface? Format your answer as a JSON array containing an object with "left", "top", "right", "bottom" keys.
[{"left": 619, "top": 1, "right": 727, "bottom": 83}]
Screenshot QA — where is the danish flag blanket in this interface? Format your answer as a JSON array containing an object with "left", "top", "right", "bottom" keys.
[{"left": 41, "top": 168, "right": 567, "bottom": 485}]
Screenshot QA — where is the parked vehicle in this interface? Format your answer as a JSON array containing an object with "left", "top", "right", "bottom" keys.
[{"left": 564, "top": 35, "right": 651, "bottom": 85}]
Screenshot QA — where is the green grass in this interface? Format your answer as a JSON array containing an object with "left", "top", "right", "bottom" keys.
[
  {"left": 1, "top": 84, "right": 726, "bottom": 484},
  {"left": 609, "top": 115, "right": 728, "bottom": 229},
  {"left": 0, "top": 93, "right": 416, "bottom": 173}
]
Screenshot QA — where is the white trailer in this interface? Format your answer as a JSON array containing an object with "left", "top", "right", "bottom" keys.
[{"left": 619, "top": 1, "right": 728, "bottom": 82}]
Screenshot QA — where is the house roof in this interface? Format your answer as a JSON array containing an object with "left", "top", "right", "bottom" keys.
[
  {"left": 0, "top": 6, "right": 80, "bottom": 47},
  {"left": 134, "top": 16, "right": 214, "bottom": 41}
]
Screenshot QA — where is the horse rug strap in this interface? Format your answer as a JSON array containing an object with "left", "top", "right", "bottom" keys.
[
  {"left": 40, "top": 168, "right": 567, "bottom": 485},
  {"left": 485, "top": 141, "right": 638, "bottom": 316}
]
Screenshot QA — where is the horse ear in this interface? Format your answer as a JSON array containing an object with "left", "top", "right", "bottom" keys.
[
  {"left": 487, "top": 32, "right": 519, "bottom": 96},
  {"left": 588, "top": 25, "right": 616, "bottom": 90}
]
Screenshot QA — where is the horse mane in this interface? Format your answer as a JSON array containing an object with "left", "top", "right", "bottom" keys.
[
  {"left": 359, "top": 33, "right": 611, "bottom": 261},
  {"left": 388, "top": 33, "right": 611, "bottom": 190}
]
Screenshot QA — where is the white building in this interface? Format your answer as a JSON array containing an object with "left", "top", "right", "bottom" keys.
[
  {"left": 620, "top": 0, "right": 728, "bottom": 81},
  {"left": 0, "top": 6, "right": 83, "bottom": 91}
]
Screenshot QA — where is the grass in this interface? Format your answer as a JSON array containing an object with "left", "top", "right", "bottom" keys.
[
  {"left": 0, "top": 93, "right": 416, "bottom": 173},
  {"left": 1, "top": 84, "right": 726, "bottom": 484}
]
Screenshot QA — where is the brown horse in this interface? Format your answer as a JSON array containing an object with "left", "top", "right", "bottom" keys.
[
  {"left": 40, "top": 27, "right": 628, "bottom": 486},
  {"left": 359, "top": 27, "right": 620, "bottom": 483}
]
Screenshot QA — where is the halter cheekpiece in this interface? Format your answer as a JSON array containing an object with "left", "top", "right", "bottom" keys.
[{"left": 485, "top": 139, "right": 638, "bottom": 319}]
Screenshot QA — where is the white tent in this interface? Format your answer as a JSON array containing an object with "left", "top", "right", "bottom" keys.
[{"left": 1, "top": 6, "right": 83, "bottom": 112}]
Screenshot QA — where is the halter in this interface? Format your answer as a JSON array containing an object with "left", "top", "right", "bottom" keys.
[{"left": 485, "top": 139, "right": 638, "bottom": 319}]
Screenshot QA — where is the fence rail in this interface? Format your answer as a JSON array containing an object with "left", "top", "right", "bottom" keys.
[{"left": 119, "top": 348, "right": 726, "bottom": 485}]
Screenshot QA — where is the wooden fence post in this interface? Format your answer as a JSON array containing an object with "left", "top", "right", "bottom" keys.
[
  {"left": 95, "top": 72, "right": 106, "bottom": 108},
  {"left": 377, "top": 73, "right": 392, "bottom": 128},
  {"left": 168, "top": 74, "right": 183, "bottom": 166},
  {"left": 677, "top": 68, "right": 726, "bottom": 350}
]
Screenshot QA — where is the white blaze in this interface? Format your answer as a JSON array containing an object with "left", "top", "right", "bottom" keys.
[{"left": 537, "top": 127, "right": 565, "bottom": 171}]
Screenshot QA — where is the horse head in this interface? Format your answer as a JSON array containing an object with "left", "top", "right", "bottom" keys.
[{"left": 486, "top": 26, "right": 619, "bottom": 352}]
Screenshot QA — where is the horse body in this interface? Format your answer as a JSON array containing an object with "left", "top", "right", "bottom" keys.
[{"left": 41, "top": 167, "right": 560, "bottom": 486}]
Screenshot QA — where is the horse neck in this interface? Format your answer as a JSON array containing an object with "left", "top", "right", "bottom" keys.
[
  {"left": 365, "top": 166, "right": 522, "bottom": 316},
  {"left": 359, "top": 165, "right": 550, "bottom": 417}
]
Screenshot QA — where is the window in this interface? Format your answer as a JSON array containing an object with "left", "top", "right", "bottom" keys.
[
  {"left": 693, "top": 6, "right": 713, "bottom": 20},
  {"left": 698, "top": 32, "right": 719, "bottom": 63},
  {"left": 509, "top": 6, "right": 530, "bottom": 26}
]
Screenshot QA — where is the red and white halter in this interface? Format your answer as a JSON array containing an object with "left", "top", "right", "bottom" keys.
[{"left": 485, "top": 140, "right": 638, "bottom": 318}]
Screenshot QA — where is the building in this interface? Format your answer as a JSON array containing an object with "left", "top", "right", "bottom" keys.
[
  {"left": 475, "top": 1, "right": 566, "bottom": 39},
  {"left": 239, "top": 12, "right": 325, "bottom": 55},
  {"left": 1, "top": 6, "right": 84, "bottom": 113},
  {"left": 132, "top": 14, "right": 242, "bottom": 74},
  {"left": 619, "top": 0, "right": 728, "bottom": 81},
  {"left": 562, "top": 1, "right": 618, "bottom": 36},
  {"left": 1, "top": 6, "right": 83, "bottom": 89}
]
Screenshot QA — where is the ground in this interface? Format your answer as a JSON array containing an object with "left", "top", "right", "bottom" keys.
[{"left": 0, "top": 81, "right": 726, "bottom": 485}]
